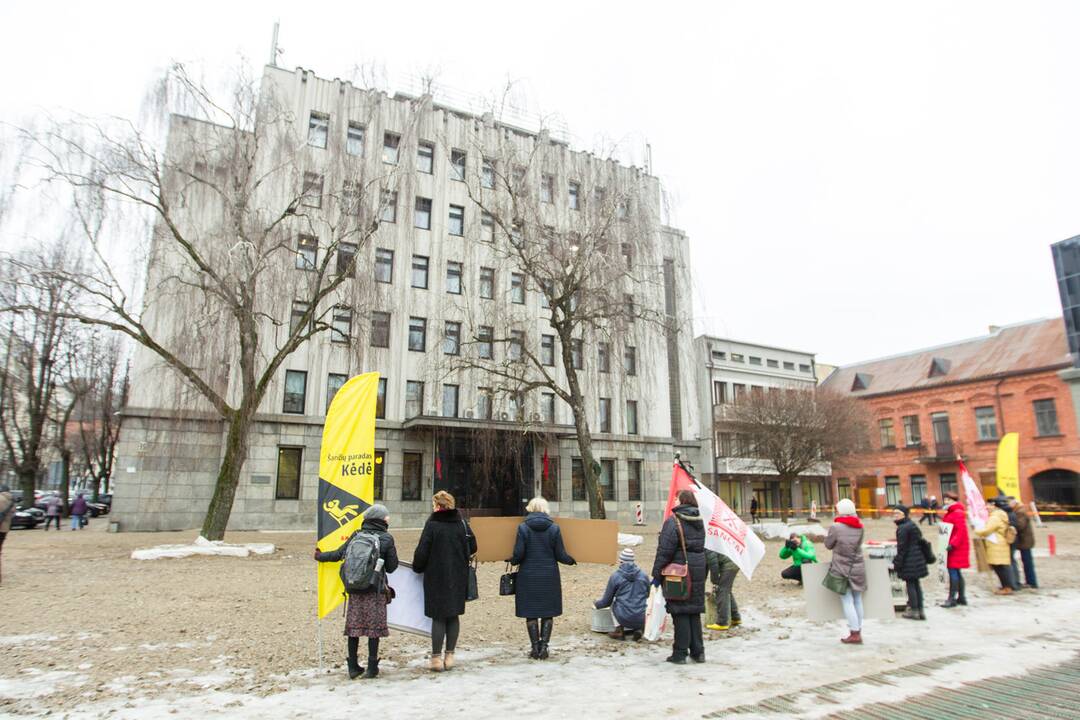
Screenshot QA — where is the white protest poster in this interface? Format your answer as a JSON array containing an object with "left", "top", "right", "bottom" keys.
[
  {"left": 937, "top": 521, "right": 953, "bottom": 582},
  {"left": 802, "top": 558, "right": 894, "bottom": 622},
  {"left": 386, "top": 562, "right": 432, "bottom": 636},
  {"left": 691, "top": 481, "right": 766, "bottom": 579}
]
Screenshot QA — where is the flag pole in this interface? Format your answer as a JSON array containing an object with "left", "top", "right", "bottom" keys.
[{"left": 317, "top": 615, "right": 324, "bottom": 671}]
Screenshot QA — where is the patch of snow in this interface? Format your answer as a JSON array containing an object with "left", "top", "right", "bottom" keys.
[
  {"left": 0, "top": 669, "right": 86, "bottom": 699},
  {"left": 756, "top": 522, "right": 827, "bottom": 541},
  {"left": 0, "top": 633, "right": 58, "bottom": 646},
  {"left": 617, "top": 533, "right": 643, "bottom": 547},
  {"left": 131, "top": 536, "right": 276, "bottom": 561}
]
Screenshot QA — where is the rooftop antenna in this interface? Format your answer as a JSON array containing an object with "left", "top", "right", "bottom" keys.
[{"left": 269, "top": 21, "right": 282, "bottom": 67}]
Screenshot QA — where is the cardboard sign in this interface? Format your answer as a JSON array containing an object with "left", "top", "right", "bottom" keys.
[
  {"left": 386, "top": 561, "right": 431, "bottom": 637},
  {"left": 802, "top": 558, "right": 895, "bottom": 622},
  {"left": 470, "top": 516, "right": 619, "bottom": 565}
]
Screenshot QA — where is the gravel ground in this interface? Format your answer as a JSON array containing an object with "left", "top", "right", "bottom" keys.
[{"left": 1, "top": 516, "right": 1077, "bottom": 713}]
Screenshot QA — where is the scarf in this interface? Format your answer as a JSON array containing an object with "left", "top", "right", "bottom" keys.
[{"left": 836, "top": 515, "right": 863, "bottom": 529}]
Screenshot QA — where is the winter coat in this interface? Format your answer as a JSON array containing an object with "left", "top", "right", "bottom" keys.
[
  {"left": 706, "top": 549, "right": 739, "bottom": 585},
  {"left": 0, "top": 491, "right": 14, "bottom": 533},
  {"left": 893, "top": 518, "right": 928, "bottom": 581},
  {"left": 70, "top": 496, "right": 88, "bottom": 516},
  {"left": 942, "top": 502, "right": 970, "bottom": 569},
  {"left": 595, "top": 562, "right": 650, "bottom": 629},
  {"left": 824, "top": 521, "right": 867, "bottom": 592},
  {"left": 1013, "top": 507, "right": 1036, "bottom": 550},
  {"left": 316, "top": 517, "right": 399, "bottom": 594},
  {"left": 46, "top": 497, "right": 62, "bottom": 517},
  {"left": 974, "top": 508, "right": 1011, "bottom": 566},
  {"left": 651, "top": 505, "right": 707, "bottom": 615},
  {"left": 411, "top": 509, "right": 477, "bottom": 619},
  {"left": 779, "top": 535, "right": 818, "bottom": 566},
  {"left": 510, "top": 512, "right": 576, "bottom": 619}
]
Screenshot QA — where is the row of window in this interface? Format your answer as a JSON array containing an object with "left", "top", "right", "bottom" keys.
[
  {"left": 876, "top": 399, "right": 1060, "bottom": 450},
  {"left": 710, "top": 350, "right": 812, "bottom": 374},
  {"left": 836, "top": 473, "right": 960, "bottom": 507}
]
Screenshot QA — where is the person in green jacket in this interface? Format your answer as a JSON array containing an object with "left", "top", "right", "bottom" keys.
[
  {"left": 704, "top": 549, "right": 742, "bottom": 631},
  {"left": 779, "top": 533, "right": 817, "bottom": 585}
]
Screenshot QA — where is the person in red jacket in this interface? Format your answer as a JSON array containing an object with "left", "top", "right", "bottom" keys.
[{"left": 940, "top": 491, "right": 970, "bottom": 608}]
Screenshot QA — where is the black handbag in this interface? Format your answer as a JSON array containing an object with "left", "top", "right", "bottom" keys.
[{"left": 499, "top": 562, "right": 517, "bottom": 596}]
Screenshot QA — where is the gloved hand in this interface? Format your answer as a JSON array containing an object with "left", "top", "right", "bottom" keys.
[{"left": 652, "top": 577, "right": 662, "bottom": 588}]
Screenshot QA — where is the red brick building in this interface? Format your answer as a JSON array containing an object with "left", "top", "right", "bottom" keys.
[{"left": 821, "top": 318, "right": 1080, "bottom": 515}]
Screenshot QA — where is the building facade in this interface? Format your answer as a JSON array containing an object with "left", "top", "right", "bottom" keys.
[
  {"left": 112, "top": 64, "right": 701, "bottom": 531},
  {"left": 693, "top": 336, "right": 830, "bottom": 517},
  {"left": 821, "top": 318, "right": 1080, "bottom": 515}
]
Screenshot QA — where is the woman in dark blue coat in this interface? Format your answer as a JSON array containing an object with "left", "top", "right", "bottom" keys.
[
  {"left": 509, "top": 496, "right": 576, "bottom": 660},
  {"left": 651, "top": 490, "right": 707, "bottom": 664}
]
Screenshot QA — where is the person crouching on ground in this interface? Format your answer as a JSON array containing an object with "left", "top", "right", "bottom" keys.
[
  {"left": 779, "top": 532, "right": 817, "bottom": 585},
  {"left": 594, "top": 547, "right": 650, "bottom": 641},
  {"left": 975, "top": 496, "right": 1017, "bottom": 595},
  {"left": 940, "top": 491, "right": 970, "bottom": 608},
  {"left": 825, "top": 498, "right": 867, "bottom": 645},
  {"left": 891, "top": 505, "right": 928, "bottom": 620},
  {"left": 705, "top": 548, "right": 741, "bottom": 631},
  {"left": 652, "top": 489, "right": 707, "bottom": 664},
  {"left": 313, "top": 504, "right": 398, "bottom": 679},
  {"left": 510, "top": 496, "right": 576, "bottom": 660},
  {"left": 412, "top": 491, "right": 476, "bottom": 672}
]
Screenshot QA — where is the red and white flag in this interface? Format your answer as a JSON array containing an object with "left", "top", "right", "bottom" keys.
[
  {"left": 959, "top": 458, "right": 988, "bottom": 531},
  {"left": 665, "top": 461, "right": 766, "bottom": 579}
]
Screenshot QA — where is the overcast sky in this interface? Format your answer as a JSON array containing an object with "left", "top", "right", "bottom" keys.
[{"left": 1, "top": 1, "right": 1076, "bottom": 365}]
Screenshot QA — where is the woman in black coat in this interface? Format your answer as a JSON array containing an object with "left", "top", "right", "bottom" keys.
[
  {"left": 412, "top": 491, "right": 477, "bottom": 672},
  {"left": 652, "top": 490, "right": 707, "bottom": 664},
  {"left": 892, "top": 505, "right": 928, "bottom": 621},
  {"left": 509, "top": 496, "right": 576, "bottom": 660}
]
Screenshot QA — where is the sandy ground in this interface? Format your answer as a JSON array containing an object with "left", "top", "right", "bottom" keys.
[{"left": 1, "top": 517, "right": 1078, "bottom": 718}]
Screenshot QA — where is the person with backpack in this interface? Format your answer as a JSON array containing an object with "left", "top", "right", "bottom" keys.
[
  {"left": 891, "top": 505, "right": 929, "bottom": 620},
  {"left": 974, "top": 496, "right": 1016, "bottom": 595},
  {"left": 594, "top": 547, "right": 650, "bottom": 640},
  {"left": 651, "top": 489, "right": 707, "bottom": 664},
  {"left": 940, "top": 492, "right": 970, "bottom": 608},
  {"left": 412, "top": 491, "right": 477, "bottom": 672},
  {"left": 313, "top": 504, "right": 398, "bottom": 679}
]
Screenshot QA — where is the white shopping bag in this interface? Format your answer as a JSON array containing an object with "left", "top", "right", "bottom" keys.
[{"left": 643, "top": 585, "right": 669, "bottom": 642}]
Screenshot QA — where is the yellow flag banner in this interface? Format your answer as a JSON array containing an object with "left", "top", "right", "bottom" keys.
[
  {"left": 996, "top": 432, "right": 1020, "bottom": 500},
  {"left": 317, "top": 372, "right": 379, "bottom": 619}
]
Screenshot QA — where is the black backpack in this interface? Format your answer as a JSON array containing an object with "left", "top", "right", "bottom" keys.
[{"left": 919, "top": 537, "right": 936, "bottom": 565}]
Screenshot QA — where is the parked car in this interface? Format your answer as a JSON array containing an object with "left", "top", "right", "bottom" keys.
[
  {"left": 11, "top": 507, "right": 41, "bottom": 529},
  {"left": 87, "top": 501, "right": 109, "bottom": 517}
]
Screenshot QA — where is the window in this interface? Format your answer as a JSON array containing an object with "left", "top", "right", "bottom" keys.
[
  {"left": 276, "top": 447, "right": 302, "bottom": 499},
  {"left": 405, "top": 381, "right": 424, "bottom": 418},
  {"left": 718, "top": 432, "right": 734, "bottom": 457},
  {"left": 799, "top": 364, "right": 812, "bottom": 373},
  {"left": 290, "top": 301, "right": 310, "bottom": 335},
  {"left": 443, "top": 321, "right": 461, "bottom": 355},
  {"left": 767, "top": 359, "right": 779, "bottom": 368},
  {"left": 712, "top": 381, "right": 729, "bottom": 405},
  {"left": 408, "top": 317, "right": 427, "bottom": 352},
  {"left": 903, "top": 415, "right": 921, "bottom": 446},
  {"left": 481, "top": 212, "right": 495, "bottom": 243},
  {"left": 749, "top": 356, "right": 762, "bottom": 366},
  {"left": 622, "top": 459, "right": 641, "bottom": 502},
  {"left": 542, "top": 454, "right": 560, "bottom": 501},
  {"left": 475, "top": 387, "right": 493, "bottom": 420},
  {"left": 481, "top": 158, "right": 496, "bottom": 189},
  {"left": 411, "top": 255, "right": 429, "bottom": 288},
  {"left": 541, "top": 174, "right": 554, "bottom": 203},
  {"left": 931, "top": 412, "right": 953, "bottom": 454},
  {"left": 450, "top": 149, "right": 466, "bottom": 181},
  {"left": 939, "top": 473, "right": 958, "bottom": 498},
  {"left": 443, "top": 204, "right": 464, "bottom": 237},
  {"left": 975, "top": 406, "right": 998, "bottom": 441},
  {"left": 417, "top": 141, "right": 434, "bottom": 174},
  {"left": 730, "top": 353, "right": 744, "bottom": 363},
  {"left": 512, "top": 165, "right": 526, "bottom": 188},
  {"left": 617, "top": 199, "right": 629, "bottom": 221},
  {"left": 331, "top": 306, "right": 352, "bottom": 344},
  {"left": 308, "top": 112, "right": 328, "bottom": 148},
  {"left": 414, "top": 197, "right": 432, "bottom": 230},
  {"left": 477, "top": 326, "right": 494, "bottom": 359},
  {"left": 326, "top": 373, "right": 347, "bottom": 413},
  {"left": 296, "top": 235, "right": 317, "bottom": 270},
  {"left": 624, "top": 346, "right": 637, "bottom": 376},
  {"left": 572, "top": 458, "right": 586, "bottom": 501},
  {"left": 373, "top": 450, "right": 385, "bottom": 500},
  {"left": 541, "top": 335, "right": 555, "bottom": 366},
  {"left": 879, "top": 418, "right": 896, "bottom": 449},
  {"left": 442, "top": 384, "right": 459, "bottom": 418},
  {"left": 336, "top": 242, "right": 357, "bottom": 276},
  {"left": 511, "top": 273, "right": 525, "bottom": 304},
  {"left": 598, "top": 343, "right": 611, "bottom": 373},
  {"left": 626, "top": 400, "right": 639, "bottom": 435},
  {"left": 599, "top": 397, "right": 611, "bottom": 433},
  {"left": 539, "top": 279, "right": 552, "bottom": 309},
  {"left": 445, "top": 261, "right": 463, "bottom": 294},
  {"left": 283, "top": 370, "right": 307, "bottom": 414},
  {"left": 783, "top": 361, "right": 795, "bottom": 371},
  {"left": 382, "top": 132, "right": 400, "bottom": 164},
  {"left": 733, "top": 383, "right": 747, "bottom": 403},
  {"left": 346, "top": 122, "right": 365, "bottom": 156},
  {"left": 341, "top": 180, "right": 361, "bottom": 216},
  {"left": 510, "top": 221, "right": 523, "bottom": 248},
  {"left": 380, "top": 190, "right": 397, "bottom": 223},
  {"left": 1034, "top": 399, "right": 1060, "bottom": 436},
  {"left": 508, "top": 393, "right": 523, "bottom": 421},
  {"left": 712, "top": 351, "right": 727, "bottom": 362},
  {"left": 376, "top": 377, "right": 387, "bottom": 419},
  {"left": 302, "top": 172, "right": 323, "bottom": 208},
  {"left": 479, "top": 267, "right": 495, "bottom": 299},
  {"left": 374, "top": 248, "right": 394, "bottom": 283},
  {"left": 837, "top": 479, "right": 851, "bottom": 501},
  {"left": 402, "top": 452, "right": 422, "bottom": 501},
  {"left": 571, "top": 339, "right": 583, "bottom": 370},
  {"left": 370, "top": 311, "right": 391, "bottom": 348},
  {"left": 885, "top": 476, "right": 901, "bottom": 506},
  {"left": 509, "top": 330, "right": 525, "bottom": 362},
  {"left": 568, "top": 181, "right": 580, "bottom": 210},
  {"left": 910, "top": 475, "right": 927, "bottom": 505},
  {"left": 600, "top": 459, "right": 615, "bottom": 501},
  {"left": 542, "top": 393, "right": 556, "bottom": 424}
]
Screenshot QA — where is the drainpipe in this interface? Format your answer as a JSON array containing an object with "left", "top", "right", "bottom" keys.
[{"left": 994, "top": 378, "right": 1007, "bottom": 435}]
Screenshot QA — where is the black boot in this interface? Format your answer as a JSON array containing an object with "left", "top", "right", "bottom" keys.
[
  {"left": 362, "top": 658, "right": 379, "bottom": 679},
  {"left": 940, "top": 579, "right": 958, "bottom": 608},
  {"left": 347, "top": 638, "right": 362, "bottom": 679},
  {"left": 539, "top": 618, "right": 553, "bottom": 660},
  {"left": 957, "top": 574, "right": 968, "bottom": 605},
  {"left": 526, "top": 619, "right": 540, "bottom": 660}
]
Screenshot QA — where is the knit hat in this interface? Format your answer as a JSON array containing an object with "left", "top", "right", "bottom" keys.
[
  {"left": 892, "top": 504, "right": 910, "bottom": 518},
  {"left": 618, "top": 548, "right": 635, "bottom": 564},
  {"left": 835, "top": 498, "right": 856, "bottom": 517},
  {"left": 365, "top": 504, "right": 389, "bottom": 521}
]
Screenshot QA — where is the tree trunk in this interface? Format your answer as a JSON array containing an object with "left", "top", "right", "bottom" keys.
[
  {"left": 200, "top": 411, "right": 253, "bottom": 541},
  {"left": 17, "top": 468, "right": 35, "bottom": 511},
  {"left": 569, "top": 400, "right": 606, "bottom": 520}
]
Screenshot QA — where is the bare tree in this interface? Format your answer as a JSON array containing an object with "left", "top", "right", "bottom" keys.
[
  {"left": 729, "top": 387, "right": 870, "bottom": 521},
  {"left": 73, "top": 334, "right": 128, "bottom": 501},
  {"left": 12, "top": 62, "right": 407, "bottom": 539}
]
